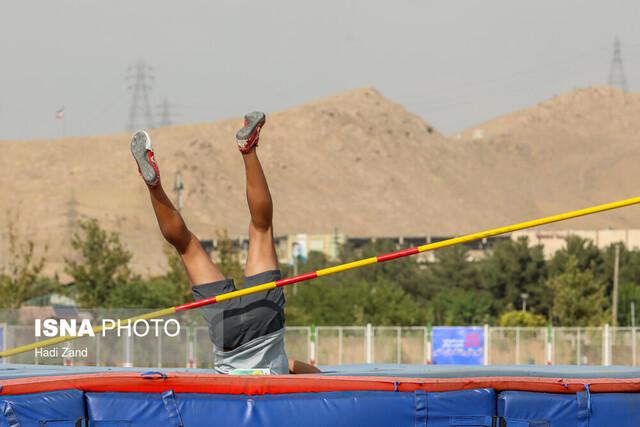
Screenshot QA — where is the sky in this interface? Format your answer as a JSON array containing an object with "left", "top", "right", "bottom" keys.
[{"left": 0, "top": 0, "right": 639, "bottom": 140}]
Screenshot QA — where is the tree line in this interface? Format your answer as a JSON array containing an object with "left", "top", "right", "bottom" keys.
[{"left": 2, "top": 218, "right": 639, "bottom": 327}]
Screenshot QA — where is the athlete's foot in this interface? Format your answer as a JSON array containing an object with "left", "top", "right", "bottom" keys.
[
  {"left": 131, "top": 130, "right": 160, "bottom": 186},
  {"left": 236, "top": 112, "right": 266, "bottom": 154}
]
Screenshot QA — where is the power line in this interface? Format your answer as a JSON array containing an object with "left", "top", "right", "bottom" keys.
[
  {"left": 608, "top": 37, "right": 629, "bottom": 92},
  {"left": 126, "top": 59, "right": 155, "bottom": 131}
]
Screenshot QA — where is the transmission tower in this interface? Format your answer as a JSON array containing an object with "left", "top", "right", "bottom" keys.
[
  {"left": 126, "top": 59, "right": 155, "bottom": 130},
  {"left": 65, "top": 192, "right": 79, "bottom": 246},
  {"left": 608, "top": 37, "right": 628, "bottom": 93},
  {"left": 158, "top": 97, "right": 173, "bottom": 127}
]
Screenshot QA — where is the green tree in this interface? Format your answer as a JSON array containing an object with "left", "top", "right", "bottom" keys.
[
  {"left": 65, "top": 218, "right": 135, "bottom": 308},
  {"left": 427, "top": 246, "right": 479, "bottom": 294},
  {"left": 549, "top": 236, "right": 605, "bottom": 278},
  {"left": 107, "top": 245, "right": 192, "bottom": 309},
  {"left": 338, "top": 240, "right": 428, "bottom": 301},
  {"left": 479, "top": 237, "right": 548, "bottom": 315},
  {"left": 0, "top": 220, "right": 56, "bottom": 309},
  {"left": 285, "top": 275, "right": 422, "bottom": 326},
  {"left": 430, "top": 288, "right": 493, "bottom": 325},
  {"left": 163, "top": 244, "right": 192, "bottom": 302},
  {"left": 617, "top": 281, "right": 640, "bottom": 326},
  {"left": 108, "top": 277, "right": 185, "bottom": 308},
  {"left": 547, "top": 256, "right": 608, "bottom": 326},
  {"left": 499, "top": 310, "right": 547, "bottom": 327}
]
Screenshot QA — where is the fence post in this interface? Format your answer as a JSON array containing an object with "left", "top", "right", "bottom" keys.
[
  {"left": 187, "top": 321, "right": 195, "bottom": 369},
  {"left": 396, "top": 327, "right": 401, "bottom": 364},
  {"left": 483, "top": 324, "right": 489, "bottom": 366},
  {"left": 0, "top": 323, "right": 7, "bottom": 365},
  {"left": 603, "top": 324, "right": 611, "bottom": 366},
  {"left": 633, "top": 326, "right": 637, "bottom": 367},
  {"left": 124, "top": 334, "right": 133, "bottom": 368},
  {"left": 576, "top": 328, "right": 581, "bottom": 366},
  {"left": 157, "top": 332, "right": 163, "bottom": 368},
  {"left": 426, "top": 324, "right": 432, "bottom": 364},
  {"left": 546, "top": 324, "right": 553, "bottom": 365},
  {"left": 309, "top": 324, "right": 317, "bottom": 366},
  {"left": 515, "top": 326, "right": 520, "bottom": 365},
  {"left": 338, "top": 327, "right": 343, "bottom": 365},
  {"left": 366, "top": 323, "right": 373, "bottom": 364}
]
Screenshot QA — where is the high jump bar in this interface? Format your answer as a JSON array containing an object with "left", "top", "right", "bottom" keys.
[{"left": 2, "top": 196, "right": 640, "bottom": 359}]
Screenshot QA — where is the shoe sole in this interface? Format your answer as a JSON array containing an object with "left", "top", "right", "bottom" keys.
[
  {"left": 130, "top": 130, "right": 158, "bottom": 185},
  {"left": 236, "top": 112, "right": 266, "bottom": 141}
]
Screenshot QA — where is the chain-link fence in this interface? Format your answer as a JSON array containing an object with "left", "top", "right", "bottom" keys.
[{"left": 1, "top": 313, "right": 639, "bottom": 368}]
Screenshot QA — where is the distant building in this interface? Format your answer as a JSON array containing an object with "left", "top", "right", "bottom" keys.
[
  {"left": 202, "top": 233, "right": 510, "bottom": 265},
  {"left": 512, "top": 229, "right": 640, "bottom": 258},
  {"left": 200, "top": 229, "right": 639, "bottom": 267}
]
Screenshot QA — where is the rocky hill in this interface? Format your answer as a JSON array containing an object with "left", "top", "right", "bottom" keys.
[{"left": 1, "top": 86, "right": 639, "bottom": 276}]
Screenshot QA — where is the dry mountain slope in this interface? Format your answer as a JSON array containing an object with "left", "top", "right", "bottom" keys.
[
  {"left": 1, "top": 86, "right": 640, "bottom": 276},
  {"left": 458, "top": 86, "right": 640, "bottom": 224},
  {"left": 0, "top": 88, "right": 470, "bottom": 275}
]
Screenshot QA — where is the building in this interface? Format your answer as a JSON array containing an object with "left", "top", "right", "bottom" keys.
[{"left": 511, "top": 229, "right": 640, "bottom": 258}]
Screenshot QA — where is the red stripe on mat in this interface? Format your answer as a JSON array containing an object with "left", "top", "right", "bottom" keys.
[{"left": 1, "top": 373, "right": 639, "bottom": 396}]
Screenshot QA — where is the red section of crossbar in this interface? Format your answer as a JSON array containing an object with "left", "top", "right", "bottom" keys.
[
  {"left": 175, "top": 297, "right": 218, "bottom": 312},
  {"left": 276, "top": 272, "right": 318, "bottom": 287},
  {"left": 376, "top": 247, "right": 420, "bottom": 262},
  {"left": 1, "top": 373, "right": 640, "bottom": 396}
]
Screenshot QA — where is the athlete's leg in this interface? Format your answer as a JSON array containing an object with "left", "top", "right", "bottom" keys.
[
  {"left": 289, "top": 359, "right": 322, "bottom": 374},
  {"left": 131, "top": 131, "right": 225, "bottom": 286},
  {"left": 235, "top": 112, "right": 278, "bottom": 277},
  {"left": 147, "top": 183, "right": 225, "bottom": 285},
  {"left": 242, "top": 149, "right": 278, "bottom": 276}
]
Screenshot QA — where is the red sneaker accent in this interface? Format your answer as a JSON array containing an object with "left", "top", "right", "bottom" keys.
[
  {"left": 237, "top": 113, "right": 266, "bottom": 153},
  {"left": 147, "top": 150, "right": 160, "bottom": 177},
  {"left": 239, "top": 122, "right": 265, "bottom": 153}
]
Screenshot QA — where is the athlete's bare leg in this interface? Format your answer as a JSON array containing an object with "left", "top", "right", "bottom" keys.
[
  {"left": 147, "top": 183, "right": 225, "bottom": 285},
  {"left": 131, "top": 130, "right": 224, "bottom": 286},
  {"left": 242, "top": 149, "right": 278, "bottom": 276}
]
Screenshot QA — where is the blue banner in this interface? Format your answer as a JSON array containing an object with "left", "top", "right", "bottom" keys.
[{"left": 432, "top": 326, "right": 484, "bottom": 365}]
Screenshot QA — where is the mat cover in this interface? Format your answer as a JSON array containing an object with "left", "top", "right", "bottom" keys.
[
  {"left": 86, "top": 388, "right": 495, "bottom": 427},
  {"left": 0, "top": 389, "right": 84, "bottom": 427}
]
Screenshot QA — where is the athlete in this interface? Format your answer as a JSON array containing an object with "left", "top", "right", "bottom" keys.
[{"left": 130, "top": 112, "right": 319, "bottom": 375}]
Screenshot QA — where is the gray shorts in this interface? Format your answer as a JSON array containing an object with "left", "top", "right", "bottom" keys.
[{"left": 192, "top": 269, "right": 285, "bottom": 351}]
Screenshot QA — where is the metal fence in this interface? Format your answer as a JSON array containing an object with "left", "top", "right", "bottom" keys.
[{"left": 1, "top": 322, "right": 638, "bottom": 368}]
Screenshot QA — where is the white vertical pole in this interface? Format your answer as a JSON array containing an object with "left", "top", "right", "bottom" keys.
[
  {"left": 515, "top": 327, "right": 520, "bottom": 365},
  {"left": 483, "top": 324, "right": 490, "bottom": 366},
  {"left": 603, "top": 324, "right": 611, "bottom": 366},
  {"left": 187, "top": 323, "right": 195, "bottom": 369},
  {"left": 338, "top": 327, "right": 343, "bottom": 365},
  {"left": 396, "top": 327, "right": 402, "bottom": 364},
  {"left": 632, "top": 302, "right": 637, "bottom": 367},
  {"left": 366, "top": 323, "right": 373, "bottom": 363},
  {"left": 193, "top": 330, "right": 198, "bottom": 368},
  {"left": 157, "top": 332, "right": 163, "bottom": 368},
  {"left": 307, "top": 326, "right": 311, "bottom": 363},
  {"left": 576, "top": 328, "right": 581, "bottom": 366},
  {"left": 310, "top": 325, "right": 317, "bottom": 366},
  {"left": 124, "top": 334, "right": 133, "bottom": 368},
  {"left": 187, "top": 338, "right": 194, "bottom": 369},
  {"left": 425, "top": 326, "right": 431, "bottom": 365},
  {"left": 633, "top": 327, "right": 638, "bottom": 367},
  {"left": 545, "top": 325, "right": 553, "bottom": 365},
  {"left": 552, "top": 326, "right": 556, "bottom": 365}
]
